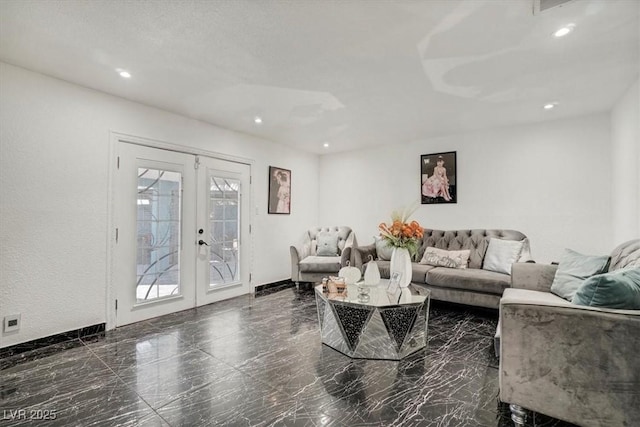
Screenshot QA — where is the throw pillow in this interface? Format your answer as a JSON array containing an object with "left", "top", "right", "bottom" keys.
[
  {"left": 550, "top": 249, "right": 610, "bottom": 301},
  {"left": 572, "top": 268, "right": 640, "bottom": 309},
  {"left": 316, "top": 232, "right": 339, "bottom": 256},
  {"left": 482, "top": 238, "right": 525, "bottom": 275},
  {"left": 419, "top": 247, "right": 470, "bottom": 269},
  {"left": 374, "top": 236, "right": 394, "bottom": 261},
  {"left": 518, "top": 238, "right": 534, "bottom": 263}
]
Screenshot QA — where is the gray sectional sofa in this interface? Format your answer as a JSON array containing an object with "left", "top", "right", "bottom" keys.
[
  {"left": 354, "top": 229, "right": 529, "bottom": 309},
  {"left": 499, "top": 239, "right": 640, "bottom": 427}
]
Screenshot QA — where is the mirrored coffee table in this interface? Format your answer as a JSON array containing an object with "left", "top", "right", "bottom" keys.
[{"left": 314, "top": 281, "right": 430, "bottom": 360}]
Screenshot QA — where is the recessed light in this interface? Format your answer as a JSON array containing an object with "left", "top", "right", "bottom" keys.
[
  {"left": 254, "top": 116, "right": 262, "bottom": 124},
  {"left": 553, "top": 24, "right": 575, "bottom": 38},
  {"left": 543, "top": 103, "right": 557, "bottom": 110},
  {"left": 118, "top": 70, "right": 131, "bottom": 78},
  {"left": 323, "top": 143, "right": 329, "bottom": 148}
]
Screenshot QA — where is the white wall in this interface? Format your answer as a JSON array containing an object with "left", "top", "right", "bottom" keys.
[
  {"left": 319, "top": 114, "right": 613, "bottom": 263},
  {"left": 611, "top": 79, "right": 640, "bottom": 245},
  {"left": 1, "top": 59, "right": 630, "bottom": 349},
  {"left": 0, "top": 62, "right": 319, "bottom": 347}
]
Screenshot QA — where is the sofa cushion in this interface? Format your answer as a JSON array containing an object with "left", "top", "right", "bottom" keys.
[
  {"left": 419, "top": 247, "right": 470, "bottom": 269},
  {"left": 572, "top": 268, "right": 640, "bottom": 309},
  {"left": 317, "top": 232, "right": 339, "bottom": 256},
  {"left": 550, "top": 249, "right": 610, "bottom": 301},
  {"left": 374, "top": 236, "right": 394, "bottom": 261},
  {"left": 501, "top": 287, "right": 572, "bottom": 307},
  {"left": 374, "top": 261, "right": 435, "bottom": 283},
  {"left": 482, "top": 238, "right": 525, "bottom": 275},
  {"left": 427, "top": 267, "right": 511, "bottom": 295},
  {"left": 376, "top": 260, "right": 390, "bottom": 278},
  {"left": 299, "top": 256, "right": 342, "bottom": 273}
]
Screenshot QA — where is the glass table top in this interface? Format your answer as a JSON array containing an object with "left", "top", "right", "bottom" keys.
[{"left": 315, "top": 280, "right": 428, "bottom": 307}]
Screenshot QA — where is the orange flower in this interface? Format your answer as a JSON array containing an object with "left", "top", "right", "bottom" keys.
[{"left": 378, "top": 203, "right": 424, "bottom": 256}]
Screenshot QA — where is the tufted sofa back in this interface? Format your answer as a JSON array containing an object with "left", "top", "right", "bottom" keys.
[
  {"left": 609, "top": 239, "right": 640, "bottom": 271},
  {"left": 417, "top": 229, "right": 527, "bottom": 269},
  {"left": 305, "top": 226, "right": 355, "bottom": 256}
]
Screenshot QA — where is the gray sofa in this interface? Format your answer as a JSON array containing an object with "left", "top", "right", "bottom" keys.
[
  {"left": 499, "top": 239, "right": 640, "bottom": 427},
  {"left": 354, "top": 229, "right": 528, "bottom": 309},
  {"left": 290, "top": 226, "right": 357, "bottom": 285}
]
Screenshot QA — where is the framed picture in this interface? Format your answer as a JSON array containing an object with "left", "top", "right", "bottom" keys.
[
  {"left": 268, "top": 166, "right": 291, "bottom": 214},
  {"left": 387, "top": 271, "right": 402, "bottom": 295},
  {"left": 421, "top": 151, "right": 457, "bottom": 204}
]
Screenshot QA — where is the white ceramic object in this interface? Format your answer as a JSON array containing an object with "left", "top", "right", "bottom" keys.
[
  {"left": 390, "top": 247, "right": 412, "bottom": 287},
  {"left": 363, "top": 255, "right": 381, "bottom": 285},
  {"left": 338, "top": 262, "right": 362, "bottom": 285}
]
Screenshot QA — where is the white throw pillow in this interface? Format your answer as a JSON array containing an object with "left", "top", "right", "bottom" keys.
[
  {"left": 482, "top": 238, "right": 525, "bottom": 275},
  {"left": 419, "top": 247, "right": 470, "bottom": 269}
]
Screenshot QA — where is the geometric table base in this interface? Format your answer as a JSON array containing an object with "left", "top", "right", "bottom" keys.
[{"left": 315, "top": 286, "right": 430, "bottom": 360}]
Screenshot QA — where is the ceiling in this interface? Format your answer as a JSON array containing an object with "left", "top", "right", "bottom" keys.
[{"left": 1, "top": 0, "right": 638, "bottom": 154}]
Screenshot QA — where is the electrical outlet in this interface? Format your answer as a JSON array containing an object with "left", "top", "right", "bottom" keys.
[{"left": 4, "top": 314, "right": 20, "bottom": 333}]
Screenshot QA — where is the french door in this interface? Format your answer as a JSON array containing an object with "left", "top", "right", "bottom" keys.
[
  {"left": 113, "top": 142, "right": 251, "bottom": 326},
  {"left": 195, "top": 156, "right": 251, "bottom": 305}
]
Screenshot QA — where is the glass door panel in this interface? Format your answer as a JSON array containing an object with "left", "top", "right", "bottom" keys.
[
  {"left": 209, "top": 176, "right": 240, "bottom": 287},
  {"left": 114, "top": 142, "right": 196, "bottom": 327},
  {"left": 136, "top": 168, "right": 182, "bottom": 302}
]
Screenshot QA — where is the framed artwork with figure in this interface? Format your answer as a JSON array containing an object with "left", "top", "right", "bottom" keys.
[
  {"left": 421, "top": 151, "right": 457, "bottom": 204},
  {"left": 268, "top": 166, "right": 291, "bottom": 214}
]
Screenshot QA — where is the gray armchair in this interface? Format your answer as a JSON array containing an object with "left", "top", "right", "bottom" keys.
[
  {"left": 290, "top": 226, "right": 357, "bottom": 285},
  {"left": 499, "top": 239, "right": 640, "bottom": 427}
]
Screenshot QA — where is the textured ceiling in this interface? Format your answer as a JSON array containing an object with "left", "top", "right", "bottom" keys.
[{"left": 1, "top": 0, "right": 638, "bottom": 154}]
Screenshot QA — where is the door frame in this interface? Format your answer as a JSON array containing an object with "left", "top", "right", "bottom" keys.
[{"left": 106, "top": 131, "right": 254, "bottom": 331}]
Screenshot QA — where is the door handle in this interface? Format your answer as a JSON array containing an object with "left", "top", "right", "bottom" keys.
[{"left": 198, "top": 239, "right": 210, "bottom": 246}]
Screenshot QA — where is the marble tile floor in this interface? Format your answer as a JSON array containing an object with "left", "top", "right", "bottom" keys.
[{"left": 1, "top": 286, "right": 578, "bottom": 427}]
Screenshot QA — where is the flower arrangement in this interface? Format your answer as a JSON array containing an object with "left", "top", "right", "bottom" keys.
[{"left": 378, "top": 201, "right": 424, "bottom": 257}]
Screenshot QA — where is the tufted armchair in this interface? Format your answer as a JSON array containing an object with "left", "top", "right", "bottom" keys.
[{"left": 290, "top": 226, "right": 357, "bottom": 285}]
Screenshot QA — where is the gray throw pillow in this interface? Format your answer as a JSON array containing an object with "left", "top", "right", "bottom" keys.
[
  {"left": 572, "top": 268, "right": 640, "bottom": 309},
  {"left": 550, "top": 249, "right": 610, "bottom": 301},
  {"left": 316, "top": 232, "right": 339, "bottom": 256},
  {"left": 374, "top": 236, "right": 394, "bottom": 261},
  {"left": 518, "top": 238, "right": 534, "bottom": 263}
]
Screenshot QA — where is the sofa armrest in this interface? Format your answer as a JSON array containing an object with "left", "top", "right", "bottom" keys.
[
  {"left": 290, "top": 246, "right": 301, "bottom": 282},
  {"left": 500, "top": 290, "right": 640, "bottom": 426},
  {"left": 511, "top": 262, "right": 558, "bottom": 292},
  {"left": 354, "top": 244, "right": 376, "bottom": 271}
]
